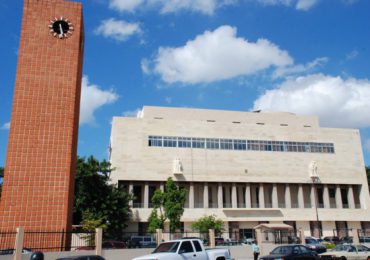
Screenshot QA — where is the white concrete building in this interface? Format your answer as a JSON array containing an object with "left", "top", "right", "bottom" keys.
[{"left": 109, "top": 106, "right": 370, "bottom": 238}]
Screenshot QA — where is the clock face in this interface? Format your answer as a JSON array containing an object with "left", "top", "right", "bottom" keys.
[{"left": 49, "top": 17, "right": 74, "bottom": 39}]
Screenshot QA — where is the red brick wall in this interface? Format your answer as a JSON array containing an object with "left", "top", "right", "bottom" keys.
[{"left": 0, "top": 0, "right": 84, "bottom": 234}]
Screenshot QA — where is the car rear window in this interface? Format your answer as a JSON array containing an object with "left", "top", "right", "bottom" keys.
[{"left": 271, "top": 246, "right": 292, "bottom": 255}]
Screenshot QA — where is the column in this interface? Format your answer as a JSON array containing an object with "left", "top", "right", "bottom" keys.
[
  {"left": 160, "top": 182, "right": 164, "bottom": 192},
  {"left": 347, "top": 185, "right": 355, "bottom": 209},
  {"left": 189, "top": 182, "right": 194, "bottom": 209},
  {"left": 272, "top": 184, "right": 278, "bottom": 208},
  {"left": 298, "top": 184, "right": 304, "bottom": 208},
  {"left": 218, "top": 183, "right": 223, "bottom": 208},
  {"left": 245, "top": 184, "right": 251, "bottom": 208},
  {"left": 285, "top": 184, "right": 291, "bottom": 208},
  {"left": 203, "top": 182, "right": 209, "bottom": 208},
  {"left": 225, "top": 185, "right": 231, "bottom": 208},
  {"left": 310, "top": 184, "right": 317, "bottom": 209},
  {"left": 129, "top": 182, "right": 133, "bottom": 207},
  {"left": 232, "top": 183, "right": 237, "bottom": 208},
  {"left": 144, "top": 182, "right": 149, "bottom": 208},
  {"left": 323, "top": 184, "right": 330, "bottom": 208},
  {"left": 335, "top": 185, "right": 343, "bottom": 209},
  {"left": 259, "top": 183, "right": 265, "bottom": 208}
]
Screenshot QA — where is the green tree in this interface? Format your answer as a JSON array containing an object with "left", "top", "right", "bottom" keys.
[
  {"left": 148, "top": 177, "right": 187, "bottom": 232},
  {"left": 191, "top": 215, "right": 224, "bottom": 235},
  {"left": 74, "top": 156, "right": 132, "bottom": 239},
  {"left": 0, "top": 167, "right": 3, "bottom": 198}
]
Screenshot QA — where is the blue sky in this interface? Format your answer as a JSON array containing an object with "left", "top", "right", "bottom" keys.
[{"left": 1, "top": 0, "right": 370, "bottom": 167}]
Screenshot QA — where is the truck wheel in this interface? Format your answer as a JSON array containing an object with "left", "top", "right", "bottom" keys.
[
  {"left": 216, "top": 257, "right": 225, "bottom": 260},
  {"left": 340, "top": 257, "right": 347, "bottom": 260}
]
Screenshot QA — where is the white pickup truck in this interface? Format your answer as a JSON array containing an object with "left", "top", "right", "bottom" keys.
[{"left": 132, "top": 238, "right": 232, "bottom": 260}]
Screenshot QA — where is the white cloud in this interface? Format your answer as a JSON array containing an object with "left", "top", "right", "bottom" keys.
[
  {"left": 346, "top": 50, "right": 359, "bottom": 60},
  {"left": 273, "top": 57, "right": 328, "bottom": 78},
  {"left": 1, "top": 122, "right": 10, "bottom": 130},
  {"left": 147, "top": 25, "right": 292, "bottom": 84},
  {"left": 256, "top": 0, "right": 318, "bottom": 10},
  {"left": 95, "top": 18, "right": 142, "bottom": 42},
  {"left": 109, "top": 0, "right": 144, "bottom": 12},
  {"left": 122, "top": 108, "right": 143, "bottom": 117},
  {"left": 109, "top": 0, "right": 235, "bottom": 15},
  {"left": 253, "top": 74, "right": 370, "bottom": 128},
  {"left": 80, "top": 76, "right": 119, "bottom": 125},
  {"left": 296, "top": 0, "right": 318, "bottom": 10}
]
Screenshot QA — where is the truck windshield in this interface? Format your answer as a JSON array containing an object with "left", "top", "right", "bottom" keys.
[{"left": 153, "top": 242, "right": 180, "bottom": 253}]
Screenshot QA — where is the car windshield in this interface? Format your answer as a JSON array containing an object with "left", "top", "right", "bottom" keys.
[
  {"left": 153, "top": 242, "right": 180, "bottom": 253},
  {"left": 306, "top": 238, "right": 320, "bottom": 244},
  {"left": 271, "top": 246, "right": 292, "bottom": 255}
]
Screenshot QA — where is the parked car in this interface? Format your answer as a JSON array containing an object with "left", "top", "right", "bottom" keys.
[
  {"left": 259, "top": 245, "right": 320, "bottom": 260},
  {"left": 240, "top": 238, "right": 256, "bottom": 245},
  {"left": 102, "top": 240, "right": 126, "bottom": 249},
  {"left": 56, "top": 256, "right": 105, "bottom": 260},
  {"left": 132, "top": 238, "right": 232, "bottom": 260},
  {"left": 305, "top": 238, "right": 327, "bottom": 253},
  {"left": 129, "top": 235, "right": 156, "bottom": 248},
  {"left": 215, "top": 237, "right": 225, "bottom": 245},
  {"left": 339, "top": 236, "right": 353, "bottom": 244},
  {"left": 323, "top": 236, "right": 340, "bottom": 244},
  {"left": 0, "top": 248, "right": 32, "bottom": 255},
  {"left": 319, "top": 244, "right": 370, "bottom": 259}
]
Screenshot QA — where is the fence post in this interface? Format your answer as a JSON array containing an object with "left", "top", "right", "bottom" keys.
[
  {"left": 95, "top": 228, "right": 103, "bottom": 256},
  {"left": 156, "top": 229, "right": 163, "bottom": 246},
  {"left": 255, "top": 229, "right": 263, "bottom": 255},
  {"left": 209, "top": 229, "right": 215, "bottom": 248},
  {"left": 14, "top": 227, "right": 24, "bottom": 260}
]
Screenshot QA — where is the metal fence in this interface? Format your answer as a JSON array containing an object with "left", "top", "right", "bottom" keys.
[
  {"left": 261, "top": 230, "right": 300, "bottom": 244},
  {"left": 0, "top": 230, "right": 95, "bottom": 252}
]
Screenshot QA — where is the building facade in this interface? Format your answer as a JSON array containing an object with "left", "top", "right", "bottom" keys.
[{"left": 110, "top": 106, "right": 370, "bottom": 238}]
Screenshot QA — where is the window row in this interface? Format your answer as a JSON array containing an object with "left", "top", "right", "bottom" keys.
[{"left": 148, "top": 136, "right": 335, "bottom": 154}]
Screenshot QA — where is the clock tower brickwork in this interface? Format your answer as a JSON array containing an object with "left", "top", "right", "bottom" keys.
[{"left": 0, "top": 0, "right": 84, "bottom": 238}]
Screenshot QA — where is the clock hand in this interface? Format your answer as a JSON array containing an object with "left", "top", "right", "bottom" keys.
[{"left": 59, "top": 23, "right": 64, "bottom": 35}]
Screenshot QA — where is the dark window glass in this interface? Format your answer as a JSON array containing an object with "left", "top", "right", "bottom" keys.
[
  {"left": 192, "top": 240, "right": 202, "bottom": 252},
  {"left": 179, "top": 241, "right": 194, "bottom": 253}
]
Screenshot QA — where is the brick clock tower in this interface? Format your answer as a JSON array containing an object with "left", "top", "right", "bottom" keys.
[{"left": 0, "top": 0, "right": 84, "bottom": 236}]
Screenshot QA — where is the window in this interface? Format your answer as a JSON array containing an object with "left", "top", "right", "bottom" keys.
[
  {"left": 147, "top": 136, "right": 334, "bottom": 154},
  {"left": 163, "top": 136, "right": 177, "bottom": 147},
  {"left": 220, "top": 139, "right": 233, "bottom": 150},
  {"left": 234, "top": 140, "right": 246, "bottom": 150},
  {"left": 148, "top": 136, "right": 162, "bottom": 147},
  {"left": 192, "top": 240, "right": 202, "bottom": 252},
  {"left": 192, "top": 138, "right": 205, "bottom": 149},
  {"left": 179, "top": 241, "right": 194, "bottom": 253},
  {"left": 178, "top": 137, "right": 191, "bottom": 148},
  {"left": 206, "top": 138, "right": 219, "bottom": 149}
]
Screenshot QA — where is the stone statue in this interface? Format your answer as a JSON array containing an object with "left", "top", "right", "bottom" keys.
[
  {"left": 309, "top": 161, "right": 319, "bottom": 181},
  {"left": 173, "top": 158, "right": 183, "bottom": 174}
]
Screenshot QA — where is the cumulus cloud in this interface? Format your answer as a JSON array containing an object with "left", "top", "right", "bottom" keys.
[
  {"left": 256, "top": 0, "right": 318, "bottom": 10},
  {"left": 80, "top": 76, "right": 119, "bottom": 125},
  {"left": 109, "top": 0, "right": 228, "bottom": 15},
  {"left": 273, "top": 57, "right": 328, "bottom": 78},
  {"left": 1, "top": 122, "right": 10, "bottom": 130},
  {"left": 253, "top": 74, "right": 370, "bottom": 128},
  {"left": 146, "top": 25, "right": 292, "bottom": 84},
  {"left": 95, "top": 18, "right": 142, "bottom": 42}
]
